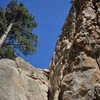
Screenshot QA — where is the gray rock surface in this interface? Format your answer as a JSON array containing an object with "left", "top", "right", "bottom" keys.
[{"left": 0, "top": 57, "right": 49, "bottom": 100}]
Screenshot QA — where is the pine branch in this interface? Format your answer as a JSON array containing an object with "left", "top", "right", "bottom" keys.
[
  {"left": 7, "top": 35, "right": 14, "bottom": 38},
  {"left": 3, "top": 42, "right": 26, "bottom": 46}
]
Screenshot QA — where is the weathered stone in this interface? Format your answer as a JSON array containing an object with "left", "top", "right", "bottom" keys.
[
  {"left": 0, "top": 57, "right": 49, "bottom": 100},
  {"left": 48, "top": 0, "right": 100, "bottom": 100},
  {"left": 0, "top": 0, "right": 100, "bottom": 100}
]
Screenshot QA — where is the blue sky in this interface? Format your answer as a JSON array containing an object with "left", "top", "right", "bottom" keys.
[{"left": 0, "top": 0, "right": 71, "bottom": 69}]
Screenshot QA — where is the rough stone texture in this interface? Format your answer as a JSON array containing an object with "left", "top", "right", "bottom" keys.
[
  {"left": 0, "top": 57, "right": 49, "bottom": 100},
  {"left": 0, "top": 0, "right": 100, "bottom": 100},
  {"left": 49, "top": 0, "right": 100, "bottom": 100}
]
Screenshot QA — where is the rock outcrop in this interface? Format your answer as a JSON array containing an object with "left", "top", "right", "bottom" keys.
[
  {"left": 49, "top": 0, "right": 100, "bottom": 100},
  {"left": 0, "top": 57, "right": 49, "bottom": 100},
  {"left": 0, "top": 0, "right": 100, "bottom": 100}
]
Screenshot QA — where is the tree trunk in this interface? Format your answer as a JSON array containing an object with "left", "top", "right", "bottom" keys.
[{"left": 0, "top": 20, "right": 14, "bottom": 48}]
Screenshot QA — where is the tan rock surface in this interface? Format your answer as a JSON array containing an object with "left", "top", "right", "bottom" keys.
[
  {"left": 49, "top": 0, "right": 100, "bottom": 100},
  {"left": 0, "top": 57, "right": 49, "bottom": 100},
  {"left": 0, "top": 0, "right": 100, "bottom": 100}
]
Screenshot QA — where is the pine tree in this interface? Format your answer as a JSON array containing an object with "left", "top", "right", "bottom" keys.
[{"left": 0, "top": 0, "right": 38, "bottom": 59}]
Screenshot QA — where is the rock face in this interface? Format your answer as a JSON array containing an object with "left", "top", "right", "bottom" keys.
[
  {"left": 0, "top": 57, "right": 49, "bottom": 100},
  {"left": 0, "top": 0, "right": 100, "bottom": 100},
  {"left": 49, "top": 0, "right": 100, "bottom": 100}
]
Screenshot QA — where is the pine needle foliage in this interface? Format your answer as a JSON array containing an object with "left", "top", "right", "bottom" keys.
[{"left": 0, "top": 0, "right": 38, "bottom": 59}]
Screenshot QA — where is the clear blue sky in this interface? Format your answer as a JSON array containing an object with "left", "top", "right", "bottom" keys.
[{"left": 0, "top": 0, "right": 71, "bottom": 69}]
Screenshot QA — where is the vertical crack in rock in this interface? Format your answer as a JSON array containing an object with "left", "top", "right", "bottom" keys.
[{"left": 49, "top": 0, "right": 100, "bottom": 100}]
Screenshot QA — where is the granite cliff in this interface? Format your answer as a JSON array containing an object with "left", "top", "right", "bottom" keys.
[
  {"left": 0, "top": 0, "right": 100, "bottom": 100},
  {"left": 49, "top": 0, "right": 100, "bottom": 99},
  {"left": 0, "top": 57, "right": 49, "bottom": 100}
]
